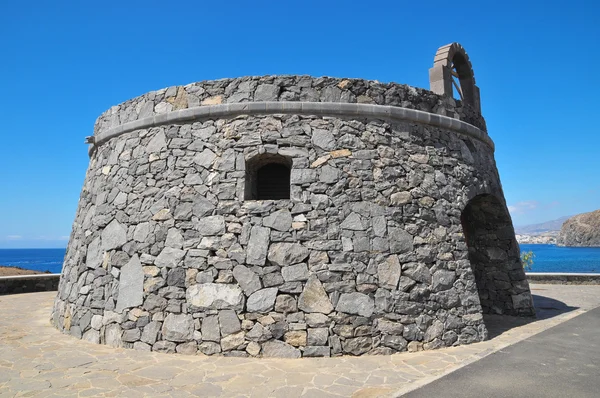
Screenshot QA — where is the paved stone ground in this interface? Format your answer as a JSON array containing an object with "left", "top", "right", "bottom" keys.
[{"left": 2, "top": 284, "right": 600, "bottom": 397}]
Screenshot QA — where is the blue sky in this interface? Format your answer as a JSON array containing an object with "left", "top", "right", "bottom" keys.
[{"left": 0, "top": 0, "right": 598, "bottom": 248}]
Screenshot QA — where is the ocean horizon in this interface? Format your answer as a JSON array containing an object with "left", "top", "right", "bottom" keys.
[
  {"left": 519, "top": 244, "right": 600, "bottom": 273},
  {"left": 0, "top": 248, "right": 66, "bottom": 273},
  {"left": 1, "top": 244, "right": 599, "bottom": 275}
]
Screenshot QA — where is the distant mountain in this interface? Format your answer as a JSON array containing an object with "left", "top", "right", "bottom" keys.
[
  {"left": 514, "top": 216, "right": 571, "bottom": 235},
  {"left": 557, "top": 210, "right": 600, "bottom": 247}
]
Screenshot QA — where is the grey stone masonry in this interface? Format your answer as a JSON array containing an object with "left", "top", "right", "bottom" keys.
[
  {"left": 52, "top": 45, "right": 534, "bottom": 358},
  {"left": 92, "top": 75, "right": 486, "bottom": 140}
]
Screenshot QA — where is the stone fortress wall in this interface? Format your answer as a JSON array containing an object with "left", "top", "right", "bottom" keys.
[{"left": 52, "top": 43, "right": 534, "bottom": 358}]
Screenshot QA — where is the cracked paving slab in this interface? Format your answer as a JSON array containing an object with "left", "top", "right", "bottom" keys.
[{"left": 1, "top": 284, "right": 600, "bottom": 397}]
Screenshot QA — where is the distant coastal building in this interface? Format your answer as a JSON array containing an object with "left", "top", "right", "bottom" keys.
[
  {"left": 516, "top": 234, "right": 558, "bottom": 245},
  {"left": 52, "top": 43, "right": 534, "bottom": 357}
]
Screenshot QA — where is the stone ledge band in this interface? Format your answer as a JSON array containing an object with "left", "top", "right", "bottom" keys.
[{"left": 89, "top": 102, "right": 494, "bottom": 156}]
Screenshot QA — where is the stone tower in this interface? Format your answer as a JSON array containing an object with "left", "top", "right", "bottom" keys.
[{"left": 52, "top": 43, "right": 534, "bottom": 357}]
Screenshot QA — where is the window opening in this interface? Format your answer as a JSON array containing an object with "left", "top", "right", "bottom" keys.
[
  {"left": 245, "top": 154, "right": 292, "bottom": 200},
  {"left": 257, "top": 163, "right": 290, "bottom": 200}
]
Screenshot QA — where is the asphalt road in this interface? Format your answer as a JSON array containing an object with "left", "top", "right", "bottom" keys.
[{"left": 404, "top": 306, "right": 600, "bottom": 398}]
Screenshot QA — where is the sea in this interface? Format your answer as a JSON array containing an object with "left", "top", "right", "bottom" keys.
[
  {"left": 518, "top": 244, "right": 600, "bottom": 274},
  {"left": 0, "top": 248, "right": 66, "bottom": 274},
  {"left": 0, "top": 244, "right": 599, "bottom": 274}
]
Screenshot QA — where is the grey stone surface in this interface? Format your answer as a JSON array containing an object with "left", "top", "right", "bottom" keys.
[
  {"left": 342, "top": 337, "right": 372, "bottom": 355},
  {"left": 267, "top": 243, "right": 309, "bottom": 266},
  {"left": 246, "top": 226, "right": 270, "bottom": 265},
  {"left": 154, "top": 247, "right": 185, "bottom": 268},
  {"left": 254, "top": 84, "right": 280, "bottom": 101},
  {"left": 340, "top": 212, "right": 366, "bottom": 231},
  {"left": 388, "top": 228, "right": 414, "bottom": 254},
  {"left": 305, "top": 313, "right": 330, "bottom": 327},
  {"left": 311, "top": 129, "right": 336, "bottom": 150},
  {"left": 198, "top": 341, "right": 221, "bottom": 355},
  {"left": 165, "top": 229, "right": 184, "bottom": 249},
  {"left": 194, "top": 149, "right": 217, "bottom": 168},
  {"left": 246, "top": 323, "right": 272, "bottom": 342},
  {"left": 176, "top": 341, "right": 198, "bottom": 355},
  {"left": 262, "top": 210, "right": 292, "bottom": 232},
  {"left": 381, "top": 335, "right": 408, "bottom": 351},
  {"left": 115, "top": 254, "right": 144, "bottom": 312},
  {"left": 186, "top": 283, "right": 244, "bottom": 310},
  {"left": 232, "top": 265, "right": 261, "bottom": 296},
  {"left": 274, "top": 295, "right": 297, "bottom": 313},
  {"left": 376, "top": 318, "right": 404, "bottom": 335},
  {"left": 281, "top": 263, "right": 309, "bottom": 282},
  {"left": 101, "top": 219, "right": 127, "bottom": 251},
  {"left": 162, "top": 314, "right": 194, "bottom": 342},
  {"left": 197, "top": 215, "right": 225, "bottom": 236},
  {"left": 104, "top": 324, "right": 122, "bottom": 348},
  {"left": 261, "top": 340, "right": 301, "bottom": 358},
  {"left": 220, "top": 331, "right": 245, "bottom": 351},
  {"left": 307, "top": 328, "right": 329, "bottom": 346},
  {"left": 303, "top": 346, "right": 331, "bottom": 357},
  {"left": 298, "top": 276, "right": 333, "bottom": 314},
  {"left": 141, "top": 321, "right": 161, "bottom": 344},
  {"left": 201, "top": 316, "right": 220, "bottom": 342},
  {"left": 432, "top": 270, "right": 456, "bottom": 291},
  {"left": 335, "top": 292, "right": 374, "bottom": 317},
  {"left": 52, "top": 71, "right": 533, "bottom": 358},
  {"left": 378, "top": 255, "right": 401, "bottom": 289},
  {"left": 390, "top": 191, "right": 411, "bottom": 205},
  {"left": 218, "top": 310, "right": 241, "bottom": 336},
  {"left": 247, "top": 288, "right": 278, "bottom": 313},
  {"left": 404, "top": 264, "right": 432, "bottom": 284},
  {"left": 146, "top": 131, "right": 167, "bottom": 153},
  {"left": 86, "top": 237, "right": 103, "bottom": 269},
  {"left": 167, "top": 268, "right": 185, "bottom": 287}
]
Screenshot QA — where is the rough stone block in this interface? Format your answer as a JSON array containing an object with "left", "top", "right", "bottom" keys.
[
  {"left": 116, "top": 254, "right": 144, "bottom": 312},
  {"left": 247, "top": 288, "right": 278, "bottom": 313},
  {"left": 186, "top": 283, "right": 244, "bottom": 310},
  {"left": 335, "top": 292, "right": 374, "bottom": 317}
]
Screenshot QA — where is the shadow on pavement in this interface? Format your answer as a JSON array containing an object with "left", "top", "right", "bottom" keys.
[
  {"left": 483, "top": 293, "right": 578, "bottom": 339},
  {"left": 531, "top": 293, "right": 578, "bottom": 320}
]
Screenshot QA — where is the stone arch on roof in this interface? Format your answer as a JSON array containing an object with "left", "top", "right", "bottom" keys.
[{"left": 429, "top": 43, "right": 481, "bottom": 113}]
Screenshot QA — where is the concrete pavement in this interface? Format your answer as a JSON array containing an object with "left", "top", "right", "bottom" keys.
[
  {"left": 1, "top": 284, "right": 600, "bottom": 397},
  {"left": 403, "top": 306, "right": 600, "bottom": 398}
]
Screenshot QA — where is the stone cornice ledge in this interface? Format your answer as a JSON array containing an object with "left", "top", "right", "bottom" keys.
[{"left": 89, "top": 102, "right": 494, "bottom": 156}]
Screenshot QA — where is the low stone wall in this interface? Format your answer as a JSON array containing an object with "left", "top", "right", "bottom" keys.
[
  {"left": 527, "top": 273, "right": 600, "bottom": 285},
  {"left": 0, "top": 274, "right": 60, "bottom": 295}
]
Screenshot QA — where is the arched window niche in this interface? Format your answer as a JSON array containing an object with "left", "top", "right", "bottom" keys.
[
  {"left": 245, "top": 154, "right": 292, "bottom": 200},
  {"left": 429, "top": 42, "right": 481, "bottom": 114}
]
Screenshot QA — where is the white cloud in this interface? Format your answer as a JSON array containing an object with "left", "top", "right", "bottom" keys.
[
  {"left": 508, "top": 201, "right": 539, "bottom": 215},
  {"left": 35, "top": 235, "right": 70, "bottom": 241},
  {"left": 6, "top": 235, "right": 22, "bottom": 240}
]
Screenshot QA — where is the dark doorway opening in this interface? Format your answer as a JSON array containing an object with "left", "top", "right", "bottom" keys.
[{"left": 460, "top": 194, "right": 534, "bottom": 316}]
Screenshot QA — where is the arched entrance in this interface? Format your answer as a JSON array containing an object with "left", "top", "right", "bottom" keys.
[{"left": 461, "top": 194, "right": 535, "bottom": 316}]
